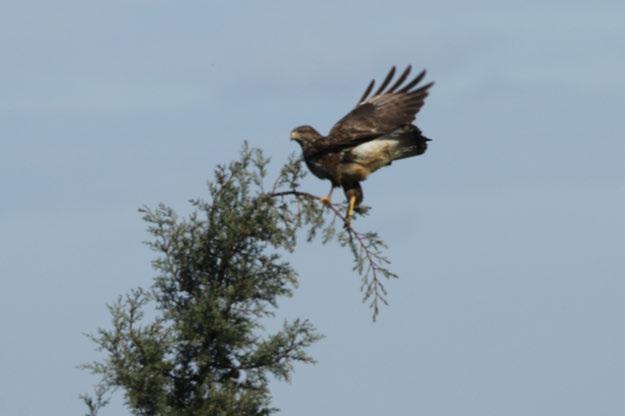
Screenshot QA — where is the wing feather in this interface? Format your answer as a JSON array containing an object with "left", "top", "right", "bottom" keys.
[
  {"left": 357, "top": 79, "right": 376, "bottom": 104},
  {"left": 324, "top": 65, "right": 434, "bottom": 149},
  {"left": 387, "top": 65, "right": 412, "bottom": 93},
  {"left": 373, "top": 66, "right": 396, "bottom": 96},
  {"left": 398, "top": 70, "right": 427, "bottom": 93}
]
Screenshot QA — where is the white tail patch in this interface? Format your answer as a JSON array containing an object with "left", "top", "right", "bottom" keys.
[
  {"left": 348, "top": 129, "right": 419, "bottom": 173},
  {"left": 351, "top": 138, "right": 397, "bottom": 160}
]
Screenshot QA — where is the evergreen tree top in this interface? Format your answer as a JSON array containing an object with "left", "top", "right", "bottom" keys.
[{"left": 82, "top": 144, "right": 397, "bottom": 415}]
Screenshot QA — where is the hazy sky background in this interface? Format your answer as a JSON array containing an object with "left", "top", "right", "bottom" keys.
[{"left": 1, "top": 1, "right": 624, "bottom": 415}]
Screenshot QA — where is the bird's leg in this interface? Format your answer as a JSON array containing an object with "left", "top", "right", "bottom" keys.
[
  {"left": 345, "top": 194, "right": 357, "bottom": 227},
  {"left": 320, "top": 186, "right": 334, "bottom": 206}
]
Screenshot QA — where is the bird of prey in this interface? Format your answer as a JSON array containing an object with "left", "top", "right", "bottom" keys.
[{"left": 290, "top": 65, "right": 434, "bottom": 225}]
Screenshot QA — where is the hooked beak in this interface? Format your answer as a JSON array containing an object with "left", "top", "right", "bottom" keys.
[{"left": 290, "top": 131, "right": 299, "bottom": 141}]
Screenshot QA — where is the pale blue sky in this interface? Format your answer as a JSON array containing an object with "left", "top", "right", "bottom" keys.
[{"left": 1, "top": 1, "right": 624, "bottom": 415}]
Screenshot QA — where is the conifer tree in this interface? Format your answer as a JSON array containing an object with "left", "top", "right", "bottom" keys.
[{"left": 82, "top": 145, "right": 396, "bottom": 415}]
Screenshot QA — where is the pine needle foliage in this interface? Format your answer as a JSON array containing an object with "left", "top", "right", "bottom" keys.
[{"left": 82, "top": 144, "right": 397, "bottom": 415}]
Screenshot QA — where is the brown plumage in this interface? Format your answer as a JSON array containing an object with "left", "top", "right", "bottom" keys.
[{"left": 290, "top": 65, "right": 433, "bottom": 225}]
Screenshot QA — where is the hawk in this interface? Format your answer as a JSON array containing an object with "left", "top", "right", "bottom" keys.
[{"left": 290, "top": 65, "right": 434, "bottom": 225}]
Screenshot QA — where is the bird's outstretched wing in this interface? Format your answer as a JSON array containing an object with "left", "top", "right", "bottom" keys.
[{"left": 325, "top": 65, "right": 433, "bottom": 149}]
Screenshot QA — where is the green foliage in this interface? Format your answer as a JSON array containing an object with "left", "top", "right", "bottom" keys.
[{"left": 82, "top": 144, "right": 397, "bottom": 415}]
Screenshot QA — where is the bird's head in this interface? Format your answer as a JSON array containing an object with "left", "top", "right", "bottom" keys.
[{"left": 290, "top": 125, "right": 322, "bottom": 148}]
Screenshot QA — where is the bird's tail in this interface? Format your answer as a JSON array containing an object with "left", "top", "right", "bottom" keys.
[
  {"left": 347, "top": 124, "right": 430, "bottom": 175},
  {"left": 389, "top": 124, "right": 430, "bottom": 161}
]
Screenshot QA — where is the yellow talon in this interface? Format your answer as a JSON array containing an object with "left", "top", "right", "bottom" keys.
[{"left": 345, "top": 195, "right": 356, "bottom": 227}]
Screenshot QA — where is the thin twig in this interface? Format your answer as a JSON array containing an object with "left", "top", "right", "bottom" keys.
[{"left": 266, "top": 189, "right": 393, "bottom": 319}]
